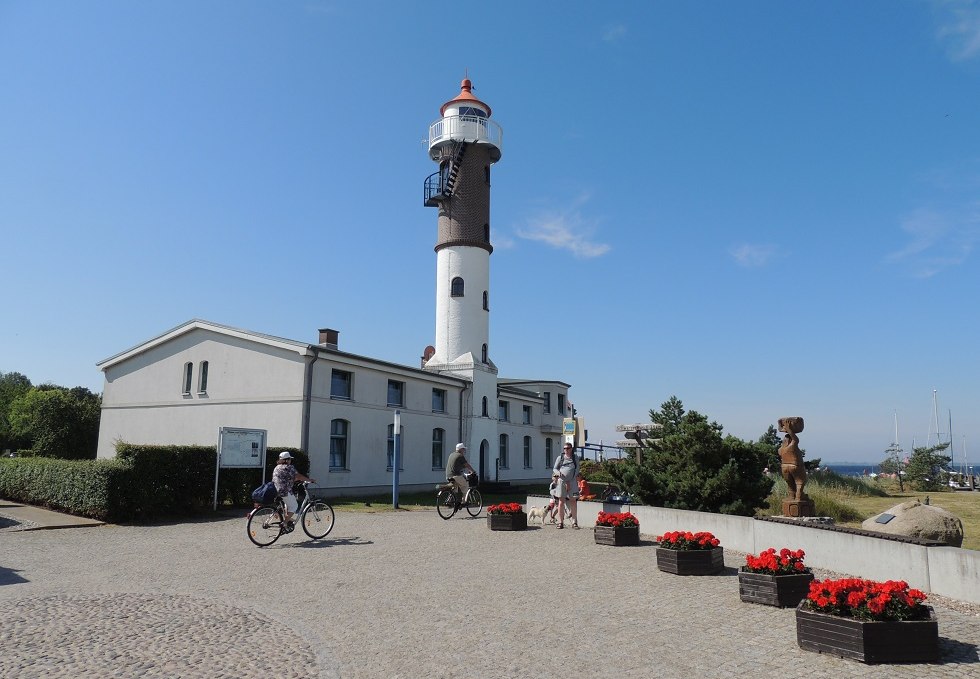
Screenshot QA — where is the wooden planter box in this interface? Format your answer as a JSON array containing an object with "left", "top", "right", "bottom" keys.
[
  {"left": 594, "top": 524, "right": 640, "bottom": 546},
  {"left": 738, "top": 570, "right": 814, "bottom": 608},
  {"left": 796, "top": 603, "right": 939, "bottom": 664},
  {"left": 656, "top": 546, "right": 724, "bottom": 575},
  {"left": 487, "top": 511, "right": 527, "bottom": 531}
]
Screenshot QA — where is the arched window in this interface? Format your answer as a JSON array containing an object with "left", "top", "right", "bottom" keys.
[
  {"left": 481, "top": 343, "right": 488, "bottom": 363},
  {"left": 481, "top": 396, "right": 488, "bottom": 417},
  {"left": 498, "top": 434, "right": 509, "bottom": 469},
  {"left": 198, "top": 361, "right": 209, "bottom": 393},
  {"left": 330, "top": 419, "right": 349, "bottom": 470},
  {"left": 483, "top": 291, "right": 489, "bottom": 311},
  {"left": 182, "top": 362, "right": 193, "bottom": 395},
  {"left": 451, "top": 277, "right": 464, "bottom": 297}
]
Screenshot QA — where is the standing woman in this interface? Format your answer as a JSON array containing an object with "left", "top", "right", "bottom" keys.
[{"left": 553, "top": 442, "right": 579, "bottom": 529}]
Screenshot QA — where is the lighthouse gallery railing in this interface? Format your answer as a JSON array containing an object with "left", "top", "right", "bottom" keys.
[{"left": 429, "top": 115, "right": 503, "bottom": 151}]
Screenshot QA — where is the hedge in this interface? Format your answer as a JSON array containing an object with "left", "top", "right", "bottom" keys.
[{"left": 0, "top": 444, "right": 308, "bottom": 523}]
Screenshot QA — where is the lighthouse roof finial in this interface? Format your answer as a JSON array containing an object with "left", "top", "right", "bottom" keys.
[{"left": 440, "top": 76, "right": 491, "bottom": 117}]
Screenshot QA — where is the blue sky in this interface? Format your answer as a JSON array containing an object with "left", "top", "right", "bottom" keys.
[{"left": 2, "top": 1, "right": 979, "bottom": 465}]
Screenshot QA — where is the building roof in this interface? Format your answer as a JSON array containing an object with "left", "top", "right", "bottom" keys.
[
  {"left": 440, "top": 78, "right": 492, "bottom": 117},
  {"left": 96, "top": 319, "right": 469, "bottom": 385}
]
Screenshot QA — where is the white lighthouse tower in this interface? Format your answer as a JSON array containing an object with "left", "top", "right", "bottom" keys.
[{"left": 422, "top": 78, "right": 503, "bottom": 475}]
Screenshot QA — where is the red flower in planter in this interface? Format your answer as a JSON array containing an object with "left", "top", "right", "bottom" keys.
[
  {"left": 804, "top": 578, "right": 928, "bottom": 622},
  {"left": 486, "top": 502, "right": 524, "bottom": 515},
  {"left": 655, "top": 530, "right": 721, "bottom": 551},
  {"left": 595, "top": 511, "right": 639, "bottom": 528},
  {"left": 744, "top": 547, "right": 809, "bottom": 575}
]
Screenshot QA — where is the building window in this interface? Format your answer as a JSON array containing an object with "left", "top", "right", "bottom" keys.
[
  {"left": 545, "top": 438, "right": 553, "bottom": 467},
  {"left": 523, "top": 436, "right": 532, "bottom": 468},
  {"left": 387, "top": 380, "right": 404, "bottom": 407},
  {"left": 482, "top": 396, "right": 488, "bottom": 417},
  {"left": 483, "top": 291, "right": 489, "bottom": 311},
  {"left": 558, "top": 393, "right": 566, "bottom": 416},
  {"left": 484, "top": 166, "right": 490, "bottom": 185},
  {"left": 182, "top": 362, "right": 193, "bottom": 394},
  {"left": 499, "top": 434, "right": 508, "bottom": 469},
  {"left": 432, "top": 388, "right": 446, "bottom": 413},
  {"left": 330, "top": 419, "right": 349, "bottom": 470},
  {"left": 331, "top": 369, "right": 352, "bottom": 400},
  {"left": 498, "top": 400, "right": 509, "bottom": 422},
  {"left": 483, "top": 223, "right": 490, "bottom": 242},
  {"left": 451, "top": 277, "right": 464, "bottom": 297},
  {"left": 432, "top": 428, "right": 445, "bottom": 469},
  {"left": 523, "top": 405, "right": 532, "bottom": 425},
  {"left": 197, "top": 361, "right": 208, "bottom": 393},
  {"left": 387, "top": 423, "right": 404, "bottom": 471},
  {"left": 482, "top": 344, "right": 488, "bottom": 364},
  {"left": 543, "top": 392, "right": 551, "bottom": 414}
]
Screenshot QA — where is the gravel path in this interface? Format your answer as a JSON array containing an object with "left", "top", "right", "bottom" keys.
[{"left": 1, "top": 511, "right": 978, "bottom": 678}]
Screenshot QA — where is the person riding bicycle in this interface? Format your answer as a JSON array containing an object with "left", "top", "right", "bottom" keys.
[
  {"left": 272, "top": 451, "right": 315, "bottom": 526},
  {"left": 445, "top": 443, "right": 476, "bottom": 502}
]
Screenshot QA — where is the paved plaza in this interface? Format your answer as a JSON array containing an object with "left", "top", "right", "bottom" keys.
[{"left": 1, "top": 508, "right": 978, "bottom": 678}]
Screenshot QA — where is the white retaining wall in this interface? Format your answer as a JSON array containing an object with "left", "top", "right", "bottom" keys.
[{"left": 525, "top": 496, "right": 980, "bottom": 604}]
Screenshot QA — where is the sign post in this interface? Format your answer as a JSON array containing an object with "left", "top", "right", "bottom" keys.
[{"left": 215, "top": 427, "right": 267, "bottom": 510}]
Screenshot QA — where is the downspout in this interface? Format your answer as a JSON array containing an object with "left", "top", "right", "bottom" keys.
[
  {"left": 301, "top": 347, "right": 319, "bottom": 454},
  {"left": 458, "top": 382, "right": 468, "bottom": 444}
]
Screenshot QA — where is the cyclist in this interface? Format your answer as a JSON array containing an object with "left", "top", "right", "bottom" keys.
[
  {"left": 445, "top": 443, "right": 476, "bottom": 504},
  {"left": 272, "top": 451, "right": 315, "bottom": 527}
]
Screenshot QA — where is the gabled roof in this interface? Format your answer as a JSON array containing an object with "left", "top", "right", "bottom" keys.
[{"left": 97, "top": 319, "right": 312, "bottom": 370}]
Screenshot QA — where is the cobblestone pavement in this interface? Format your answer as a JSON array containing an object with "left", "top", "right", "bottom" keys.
[{"left": 0, "top": 510, "right": 977, "bottom": 678}]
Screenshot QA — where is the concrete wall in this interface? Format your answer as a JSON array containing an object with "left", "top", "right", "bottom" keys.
[{"left": 526, "top": 496, "right": 980, "bottom": 604}]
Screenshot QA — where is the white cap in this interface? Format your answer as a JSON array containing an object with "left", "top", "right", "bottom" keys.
[
  {"left": 278, "top": 451, "right": 294, "bottom": 461},
  {"left": 455, "top": 443, "right": 466, "bottom": 452}
]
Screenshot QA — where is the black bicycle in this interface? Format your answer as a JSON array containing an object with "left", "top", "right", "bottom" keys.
[
  {"left": 435, "top": 472, "right": 482, "bottom": 519},
  {"left": 247, "top": 481, "right": 335, "bottom": 547}
]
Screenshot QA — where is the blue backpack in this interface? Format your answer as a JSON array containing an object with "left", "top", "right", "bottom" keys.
[{"left": 251, "top": 481, "right": 278, "bottom": 505}]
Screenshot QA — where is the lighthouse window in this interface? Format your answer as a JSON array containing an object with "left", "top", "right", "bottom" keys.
[
  {"left": 483, "top": 291, "right": 489, "bottom": 311},
  {"left": 482, "top": 343, "right": 488, "bottom": 364},
  {"left": 451, "top": 277, "right": 464, "bottom": 297},
  {"left": 458, "top": 106, "right": 487, "bottom": 119},
  {"left": 483, "top": 223, "right": 489, "bottom": 242},
  {"left": 484, "top": 166, "right": 490, "bottom": 185}
]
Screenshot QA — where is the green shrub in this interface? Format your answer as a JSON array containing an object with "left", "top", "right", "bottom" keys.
[
  {"left": 807, "top": 468, "right": 888, "bottom": 497},
  {"left": 759, "top": 474, "right": 863, "bottom": 523},
  {"left": 0, "top": 457, "right": 135, "bottom": 521},
  {"left": 579, "top": 459, "right": 615, "bottom": 484},
  {"left": 0, "top": 444, "right": 307, "bottom": 523}
]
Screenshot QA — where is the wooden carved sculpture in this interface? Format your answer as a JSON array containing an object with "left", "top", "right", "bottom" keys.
[{"left": 778, "top": 417, "right": 807, "bottom": 501}]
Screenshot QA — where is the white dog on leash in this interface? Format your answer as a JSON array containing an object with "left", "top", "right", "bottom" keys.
[{"left": 526, "top": 506, "right": 548, "bottom": 525}]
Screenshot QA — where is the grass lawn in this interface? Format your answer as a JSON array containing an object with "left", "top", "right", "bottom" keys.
[{"left": 838, "top": 485, "right": 980, "bottom": 551}]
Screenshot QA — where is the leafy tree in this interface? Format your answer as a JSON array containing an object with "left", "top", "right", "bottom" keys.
[
  {"left": 758, "top": 424, "right": 780, "bottom": 473},
  {"left": 609, "top": 396, "right": 774, "bottom": 516},
  {"left": 0, "top": 371, "right": 33, "bottom": 451},
  {"left": 8, "top": 386, "right": 101, "bottom": 459},
  {"left": 879, "top": 442, "right": 906, "bottom": 491},
  {"left": 904, "top": 442, "right": 951, "bottom": 492}
]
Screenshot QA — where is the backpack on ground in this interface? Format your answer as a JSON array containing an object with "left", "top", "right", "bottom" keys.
[{"left": 251, "top": 481, "right": 278, "bottom": 505}]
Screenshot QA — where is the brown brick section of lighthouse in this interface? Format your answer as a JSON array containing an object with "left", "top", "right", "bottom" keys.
[{"left": 435, "top": 144, "right": 493, "bottom": 254}]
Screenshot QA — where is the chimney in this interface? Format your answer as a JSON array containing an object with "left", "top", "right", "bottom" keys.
[{"left": 318, "top": 328, "right": 339, "bottom": 349}]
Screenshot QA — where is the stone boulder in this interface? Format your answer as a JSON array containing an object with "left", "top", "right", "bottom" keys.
[{"left": 862, "top": 499, "right": 964, "bottom": 547}]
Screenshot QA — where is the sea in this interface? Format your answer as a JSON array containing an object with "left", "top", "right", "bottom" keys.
[{"left": 824, "top": 463, "right": 980, "bottom": 477}]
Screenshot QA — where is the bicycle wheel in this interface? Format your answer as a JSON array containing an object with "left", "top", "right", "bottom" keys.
[
  {"left": 247, "top": 506, "right": 283, "bottom": 547},
  {"left": 301, "top": 501, "right": 335, "bottom": 540},
  {"left": 436, "top": 489, "right": 458, "bottom": 520},
  {"left": 464, "top": 488, "right": 483, "bottom": 516}
]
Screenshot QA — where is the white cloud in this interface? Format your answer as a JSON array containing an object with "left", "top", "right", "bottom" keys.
[
  {"left": 885, "top": 206, "right": 980, "bottom": 278},
  {"left": 602, "top": 24, "right": 627, "bottom": 43},
  {"left": 491, "top": 233, "right": 516, "bottom": 250},
  {"left": 516, "top": 194, "right": 611, "bottom": 259},
  {"left": 935, "top": 0, "right": 980, "bottom": 61},
  {"left": 729, "top": 243, "right": 779, "bottom": 268}
]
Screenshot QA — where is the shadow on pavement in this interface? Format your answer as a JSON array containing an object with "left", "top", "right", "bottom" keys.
[{"left": 0, "top": 566, "right": 29, "bottom": 586}]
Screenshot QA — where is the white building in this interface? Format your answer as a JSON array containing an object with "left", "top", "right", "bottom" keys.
[{"left": 95, "top": 80, "right": 575, "bottom": 495}]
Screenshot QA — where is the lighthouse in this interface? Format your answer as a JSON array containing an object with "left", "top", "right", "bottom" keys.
[{"left": 423, "top": 78, "right": 503, "bottom": 469}]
